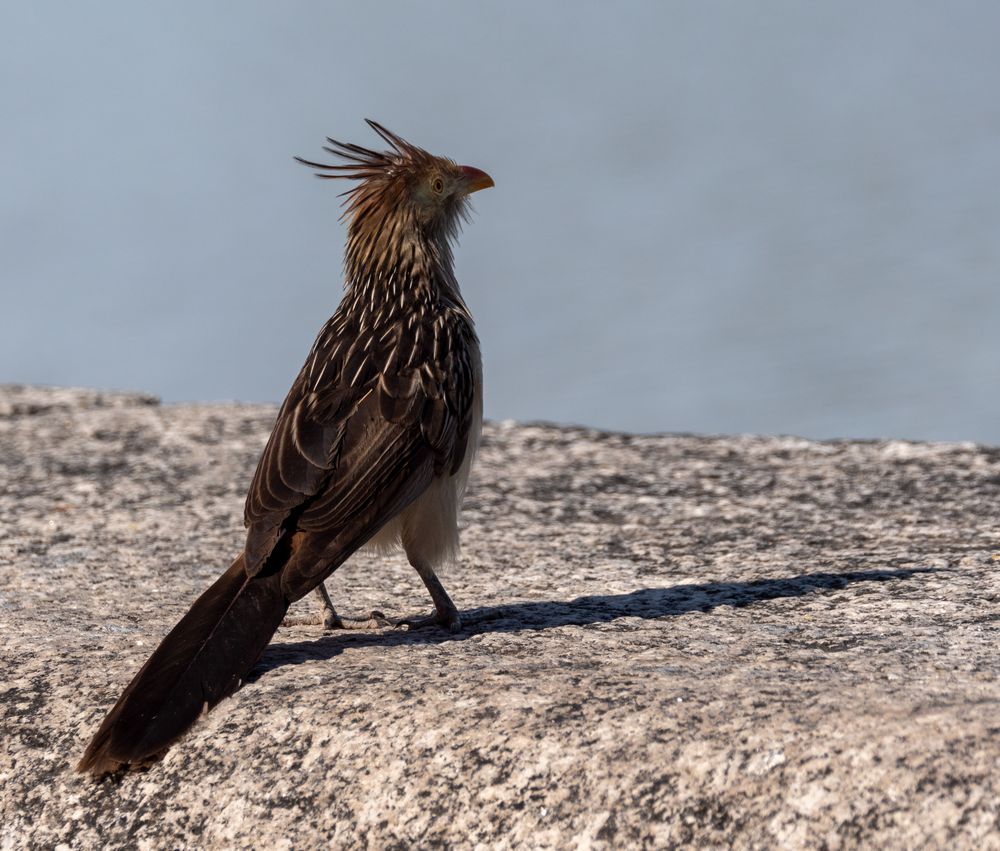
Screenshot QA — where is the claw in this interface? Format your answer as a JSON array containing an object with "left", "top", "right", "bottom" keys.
[
  {"left": 395, "top": 609, "right": 463, "bottom": 633},
  {"left": 323, "top": 610, "right": 391, "bottom": 631}
]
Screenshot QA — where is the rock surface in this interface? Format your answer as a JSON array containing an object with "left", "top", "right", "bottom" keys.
[{"left": 1, "top": 384, "right": 998, "bottom": 849}]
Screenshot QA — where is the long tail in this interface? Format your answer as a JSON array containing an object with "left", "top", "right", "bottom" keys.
[{"left": 77, "top": 553, "right": 288, "bottom": 775}]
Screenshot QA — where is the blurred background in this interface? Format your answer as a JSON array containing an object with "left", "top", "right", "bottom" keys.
[{"left": 2, "top": 2, "right": 998, "bottom": 441}]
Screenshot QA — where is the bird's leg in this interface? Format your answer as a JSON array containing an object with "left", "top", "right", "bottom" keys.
[
  {"left": 314, "top": 582, "right": 340, "bottom": 628},
  {"left": 395, "top": 557, "right": 463, "bottom": 633},
  {"left": 314, "top": 583, "right": 390, "bottom": 630},
  {"left": 282, "top": 583, "right": 389, "bottom": 630}
]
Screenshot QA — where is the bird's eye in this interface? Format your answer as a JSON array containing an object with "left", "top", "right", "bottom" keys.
[{"left": 431, "top": 177, "right": 444, "bottom": 194}]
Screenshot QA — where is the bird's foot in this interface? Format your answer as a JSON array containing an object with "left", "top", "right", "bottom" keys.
[
  {"left": 394, "top": 607, "right": 463, "bottom": 634},
  {"left": 322, "top": 610, "right": 392, "bottom": 631},
  {"left": 281, "top": 611, "right": 321, "bottom": 628},
  {"left": 281, "top": 608, "right": 390, "bottom": 630}
]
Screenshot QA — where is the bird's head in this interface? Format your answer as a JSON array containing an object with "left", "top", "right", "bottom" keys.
[{"left": 296, "top": 120, "right": 493, "bottom": 278}]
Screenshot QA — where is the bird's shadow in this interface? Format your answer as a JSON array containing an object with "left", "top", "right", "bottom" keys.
[{"left": 251, "top": 566, "right": 939, "bottom": 680}]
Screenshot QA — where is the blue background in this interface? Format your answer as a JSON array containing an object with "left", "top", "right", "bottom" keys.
[{"left": 3, "top": 3, "right": 999, "bottom": 441}]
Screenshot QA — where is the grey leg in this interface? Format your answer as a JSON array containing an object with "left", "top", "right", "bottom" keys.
[
  {"left": 282, "top": 583, "right": 389, "bottom": 630},
  {"left": 314, "top": 583, "right": 341, "bottom": 629},
  {"left": 317, "top": 582, "right": 392, "bottom": 630},
  {"left": 396, "top": 557, "right": 463, "bottom": 633}
]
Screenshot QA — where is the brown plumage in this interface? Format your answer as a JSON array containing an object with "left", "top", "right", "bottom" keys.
[{"left": 77, "top": 120, "right": 492, "bottom": 776}]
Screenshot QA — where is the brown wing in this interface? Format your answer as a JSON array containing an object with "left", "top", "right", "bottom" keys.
[{"left": 242, "top": 309, "right": 477, "bottom": 581}]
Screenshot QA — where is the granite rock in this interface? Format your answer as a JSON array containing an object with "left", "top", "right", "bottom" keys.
[{"left": 1, "top": 385, "right": 998, "bottom": 849}]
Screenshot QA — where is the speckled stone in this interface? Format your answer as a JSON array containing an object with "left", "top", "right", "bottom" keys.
[{"left": 1, "top": 385, "right": 998, "bottom": 849}]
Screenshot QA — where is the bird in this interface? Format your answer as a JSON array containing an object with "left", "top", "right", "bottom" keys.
[{"left": 77, "top": 120, "right": 493, "bottom": 776}]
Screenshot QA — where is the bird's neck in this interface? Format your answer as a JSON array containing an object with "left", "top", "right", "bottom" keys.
[{"left": 343, "top": 219, "right": 466, "bottom": 315}]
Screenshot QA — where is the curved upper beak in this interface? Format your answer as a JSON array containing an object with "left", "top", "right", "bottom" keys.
[{"left": 459, "top": 165, "right": 495, "bottom": 194}]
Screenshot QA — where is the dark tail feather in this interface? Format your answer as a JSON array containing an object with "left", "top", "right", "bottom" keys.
[{"left": 77, "top": 553, "right": 288, "bottom": 775}]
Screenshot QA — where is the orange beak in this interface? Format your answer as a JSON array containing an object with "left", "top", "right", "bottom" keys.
[{"left": 459, "top": 165, "right": 495, "bottom": 194}]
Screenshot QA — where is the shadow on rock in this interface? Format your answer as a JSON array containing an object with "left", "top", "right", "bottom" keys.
[{"left": 253, "top": 566, "right": 937, "bottom": 678}]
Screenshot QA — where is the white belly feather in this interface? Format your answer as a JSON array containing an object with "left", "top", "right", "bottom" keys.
[{"left": 362, "top": 356, "right": 483, "bottom": 567}]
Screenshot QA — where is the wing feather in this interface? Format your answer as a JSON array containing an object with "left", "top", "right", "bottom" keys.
[{"left": 242, "top": 308, "right": 476, "bottom": 577}]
